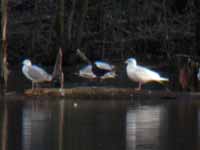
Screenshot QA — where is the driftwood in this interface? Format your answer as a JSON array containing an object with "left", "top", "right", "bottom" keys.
[{"left": 23, "top": 87, "right": 177, "bottom": 99}]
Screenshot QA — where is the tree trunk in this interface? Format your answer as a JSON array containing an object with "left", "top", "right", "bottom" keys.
[
  {"left": 55, "top": 0, "right": 65, "bottom": 48},
  {"left": 67, "top": 0, "right": 76, "bottom": 42},
  {"left": 76, "top": 0, "right": 88, "bottom": 48},
  {"left": 163, "top": 0, "right": 169, "bottom": 54},
  {"left": 1, "top": 0, "right": 9, "bottom": 94},
  {"left": 195, "top": 0, "right": 200, "bottom": 56}
]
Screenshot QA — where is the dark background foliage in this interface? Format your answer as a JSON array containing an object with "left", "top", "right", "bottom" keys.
[{"left": 1, "top": 0, "right": 199, "bottom": 67}]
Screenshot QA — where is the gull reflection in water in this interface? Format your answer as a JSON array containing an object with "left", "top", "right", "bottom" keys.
[
  {"left": 22, "top": 102, "right": 52, "bottom": 150},
  {"left": 126, "top": 105, "right": 165, "bottom": 150}
]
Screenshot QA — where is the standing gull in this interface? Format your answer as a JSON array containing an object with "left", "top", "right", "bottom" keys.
[
  {"left": 125, "top": 58, "right": 169, "bottom": 90},
  {"left": 22, "top": 59, "right": 52, "bottom": 89},
  {"left": 197, "top": 68, "right": 200, "bottom": 80}
]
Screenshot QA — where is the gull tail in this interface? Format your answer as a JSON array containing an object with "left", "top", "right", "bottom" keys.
[{"left": 159, "top": 77, "right": 169, "bottom": 82}]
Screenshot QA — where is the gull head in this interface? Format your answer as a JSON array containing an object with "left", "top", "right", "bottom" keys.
[
  {"left": 125, "top": 58, "right": 137, "bottom": 66},
  {"left": 22, "top": 59, "right": 32, "bottom": 66}
]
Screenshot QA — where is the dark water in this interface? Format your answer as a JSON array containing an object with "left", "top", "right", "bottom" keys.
[{"left": 0, "top": 98, "right": 200, "bottom": 150}]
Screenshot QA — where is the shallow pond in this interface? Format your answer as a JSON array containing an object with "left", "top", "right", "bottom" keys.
[{"left": 0, "top": 97, "right": 199, "bottom": 150}]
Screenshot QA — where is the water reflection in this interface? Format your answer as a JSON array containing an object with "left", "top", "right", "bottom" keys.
[
  {"left": 0, "top": 98, "right": 200, "bottom": 150},
  {"left": 126, "top": 105, "right": 136, "bottom": 150},
  {"left": 126, "top": 103, "right": 169, "bottom": 150},
  {"left": 22, "top": 101, "right": 52, "bottom": 150}
]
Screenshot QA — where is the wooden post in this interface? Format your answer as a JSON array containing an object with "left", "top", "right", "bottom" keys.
[{"left": 1, "top": 0, "right": 9, "bottom": 94}]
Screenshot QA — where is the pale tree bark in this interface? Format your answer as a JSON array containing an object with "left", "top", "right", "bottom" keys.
[{"left": 1, "top": 0, "right": 9, "bottom": 94}]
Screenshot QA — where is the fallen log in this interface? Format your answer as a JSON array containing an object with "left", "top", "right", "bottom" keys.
[{"left": 24, "top": 87, "right": 177, "bottom": 99}]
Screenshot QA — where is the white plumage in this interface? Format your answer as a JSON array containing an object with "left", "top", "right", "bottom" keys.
[
  {"left": 125, "top": 58, "right": 168, "bottom": 90},
  {"left": 22, "top": 59, "right": 52, "bottom": 89},
  {"left": 197, "top": 68, "right": 200, "bottom": 80},
  {"left": 78, "top": 65, "right": 96, "bottom": 79},
  {"left": 94, "top": 61, "right": 115, "bottom": 71},
  {"left": 78, "top": 62, "right": 116, "bottom": 80}
]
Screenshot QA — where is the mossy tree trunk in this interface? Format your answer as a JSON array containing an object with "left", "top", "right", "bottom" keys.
[{"left": 1, "top": 0, "right": 8, "bottom": 94}]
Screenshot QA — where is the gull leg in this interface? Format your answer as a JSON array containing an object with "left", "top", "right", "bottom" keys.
[
  {"left": 135, "top": 82, "right": 142, "bottom": 91},
  {"left": 32, "top": 82, "right": 34, "bottom": 90},
  {"left": 36, "top": 83, "right": 39, "bottom": 89},
  {"left": 60, "top": 72, "right": 64, "bottom": 89}
]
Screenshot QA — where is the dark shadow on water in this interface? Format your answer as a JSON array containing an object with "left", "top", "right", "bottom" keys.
[{"left": 0, "top": 98, "right": 199, "bottom": 150}]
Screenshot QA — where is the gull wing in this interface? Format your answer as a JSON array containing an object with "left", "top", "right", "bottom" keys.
[
  {"left": 27, "top": 65, "right": 52, "bottom": 81},
  {"left": 135, "top": 65, "right": 160, "bottom": 81},
  {"left": 95, "top": 61, "right": 114, "bottom": 71},
  {"left": 80, "top": 64, "right": 92, "bottom": 72},
  {"left": 100, "top": 71, "right": 116, "bottom": 79},
  {"left": 79, "top": 64, "right": 96, "bottom": 79}
]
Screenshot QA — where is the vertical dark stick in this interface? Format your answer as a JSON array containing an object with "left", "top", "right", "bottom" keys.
[
  {"left": 76, "top": 0, "right": 88, "bottom": 48},
  {"left": 1, "top": 104, "right": 8, "bottom": 150},
  {"left": 1, "top": 0, "right": 8, "bottom": 94},
  {"left": 57, "top": 0, "right": 64, "bottom": 47},
  {"left": 163, "top": 0, "right": 169, "bottom": 54},
  {"left": 195, "top": 0, "right": 200, "bottom": 56},
  {"left": 58, "top": 100, "right": 64, "bottom": 150},
  {"left": 59, "top": 48, "right": 64, "bottom": 89},
  {"left": 193, "top": 0, "right": 200, "bottom": 91},
  {"left": 55, "top": 0, "right": 64, "bottom": 88},
  {"left": 67, "top": 0, "right": 76, "bottom": 42}
]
